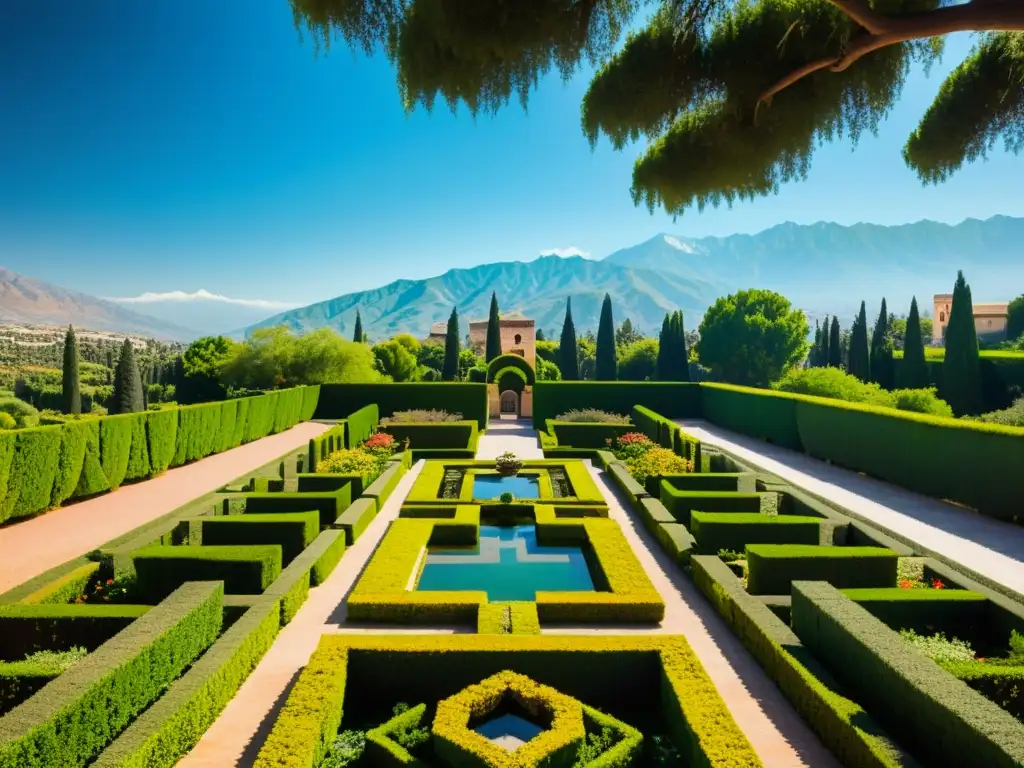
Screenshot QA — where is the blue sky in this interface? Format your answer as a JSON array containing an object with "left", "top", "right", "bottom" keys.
[{"left": 1, "top": 1, "right": 1023, "bottom": 310}]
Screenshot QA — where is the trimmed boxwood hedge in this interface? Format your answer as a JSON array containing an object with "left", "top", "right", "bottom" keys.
[
  {"left": 242, "top": 485, "right": 353, "bottom": 529},
  {"left": 690, "top": 556, "right": 911, "bottom": 768},
  {"left": 198, "top": 511, "right": 320, "bottom": 566},
  {"left": 0, "top": 604, "right": 151, "bottom": 659},
  {"left": 0, "top": 581, "right": 223, "bottom": 768},
  {"left": 690, "top": 512, "right": 823, "bottom": 554},
  {"left": 314, "top": 383, "right": 488, "bottom": 430},
  {"left": 746, "top": 545, "right": 898, "bottom": 595},
  {"left": 132, "top": 545, "right": 282, "bottom": 600},
  {"left": 379, "top": 421, "right": 478, "bottom": 450},
  {"left": 344, "top": 404, "right": 379, "bottom": 448},
  {"left": 91, "top": 598, "right": 280, "bottom": 768},
  {"left": 792, "top": 581, "right": 1024, "bottom": 767},
  {"left": 658, "top": 485, "right": 763, "bottom": 528},
  {"left": 0, "top": 387, "right": 318, "bottom": 524},
  {"left": 532, "top": 382, "right": 701, "bottom": 427}
]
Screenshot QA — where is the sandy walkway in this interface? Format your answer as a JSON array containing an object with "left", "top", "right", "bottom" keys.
[
  {"left": 0, "top": 422, "right": 328, "bottom": 594},
  {"left": 679, "top": 419, "right": 1024, "bottom": 596}
]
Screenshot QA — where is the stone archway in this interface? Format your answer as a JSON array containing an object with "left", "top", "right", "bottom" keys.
[{"left": 500, "top": 390, "right": 519, "bottom": 416}]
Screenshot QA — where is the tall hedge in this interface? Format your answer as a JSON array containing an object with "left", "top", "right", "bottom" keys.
[
  {"left": 315, "top": 384, "right": 488, "bottom": 429},
  {"left": 0, "top": 386, "right": 319, "bottom": 524},
  {"left": 531, "top": 382, "right": 701, "bottom": 427}
]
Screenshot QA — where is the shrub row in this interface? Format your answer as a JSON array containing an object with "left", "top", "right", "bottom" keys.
[
  {"left": 0, "top": 386, "right": 319, "bottom": 524},
  {"left": 631, "top": 405, "right": 702, "bottom": 467},
  {"left": 746, "top": 545, "right": 899, "bottom": 595},
  {"left": 132, "top": 546, "right": 282, "bottom": 601},
  {"left": 544, "top": 420, "right": 633, "bottom": 449},
  {"left": 0, "top": 582, "right": 223, "bottom": 768},
  {"left": 254, "top": 635, "right": 761, "bottom": 768},
  {"left": 792, "top": 581, "right": 1024, "bottom": 767},
  {"left": 690, "top": 556, "right": 911, "bottom": 768},
  {"left": 91, "top": 598, "right": 280, "bottom": 768},
  {"left": 699, "top": 382, "right": 1024, "bottom": 523},
  {"left": 314, "top": 383, "right": 489, "bottom": 429},
  {"left": 344, "top": 404, "right": 379, "bottom": 448},
  {"left": 307, "top": 421, "right": 346, "bottom": 472},
  {"left": 531, "top": 382, "right": 702, "bottom": 427},
  {"left": 379, "top": 421, "right": 479, "bottom": 451},
  {"left": 690, "top": 512, "right": 825, "bottom": 554}
]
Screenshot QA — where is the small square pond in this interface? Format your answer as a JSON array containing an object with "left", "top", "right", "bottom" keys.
[
  {"left": 416, "top": 525, "right": 596, "bottom": 601},
  {"left": 472, "top": 474, "right": 540, "bottom": 500}
]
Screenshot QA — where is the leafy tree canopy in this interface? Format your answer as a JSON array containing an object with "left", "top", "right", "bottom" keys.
[
  {"left": 292, "top": 0, "right": 1024, "bottom": 215},
  {"left": 696, "top": 288, "right": 809, "bottom": 386},
  {"left": 618, "top": 337, "right": 659, "bottom": 380},
  {"left": 183, "top": 336, "right": 236, "bottom": 379},
  {"left": 220, "top": 327, "right": 384, "bottom": 390},
  {"left": 373, "top": 339, "right": 419, "bottom": 380}
]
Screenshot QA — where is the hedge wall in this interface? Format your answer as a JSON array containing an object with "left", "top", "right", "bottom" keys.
[
  {"left": 0, "top": 582, "right": 222, "bottom": 768},
  {"left": 531, "top": 382, "right": 701, "bottom": 427},
  {"left": 315, "top": 383, "right": 488, "bottom": 429},
  {"left": 792, "top": 581, "right": 1024, "bottom": 767},
  {"left": 696, "top": 383, "right": 1024, "bottom": 523},
  {"left": 0, "top": 386, "right": 317, "bottom": 525},
  {"left": 344, "top": 404, "right": 379, "bottom": 449}
]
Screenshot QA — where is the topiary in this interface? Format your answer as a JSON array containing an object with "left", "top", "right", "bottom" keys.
[{"left": 0, "top": 411, "right": 17, "bottom": 430}]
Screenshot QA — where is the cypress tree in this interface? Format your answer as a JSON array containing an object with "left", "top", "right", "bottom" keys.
[
  {"left": 672, "top": 310, "right": 690, "bottom": 381},
  {"left": 943, "top": 271, "right": 984, "bottom": 416},
  {"left": 442, "top": 307, "right": 460, "bottom": 381},
  {"left": 353, "top": 310, "right": 364, "bottom": 343},
  {"left": 105, "top": 348, "right": 113, "bottom": 370},
  {"left": 902, "top": 297, "right": 930, "bottom": 389},
  {"left": 820, "top": 316, "right": 830, "bottom": 367},
  {"left": 848, "top": 302, "right": 870, "bottom": 381},
  {"left": 485, "top": 292, "right": 502, "bottom": 362},
  {"left": 113, "top": 339, "right": 144, "bottom": 414},
  {"left": 869, "top": 298, "right": 895, "bottom": 389},
  {"left": 62, "top": 325, "right": 81, "bottom": 415},
  {"left": 656, "top": 314, "right": 671, "bottom": 380},
  {"left": 810, "top": 322, "right": 822, "bottom": 367},
  {"left": 595, "top": 293, "right": 617, "bottom": 380},
  {"left": 559, "top": 297, "right": 580, "bottom": 381},
  {"left": 828, "top": 316, "right": 842, "bottom": 369}
]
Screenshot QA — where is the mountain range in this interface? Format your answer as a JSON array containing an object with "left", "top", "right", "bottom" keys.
[
  {"left": 0, "top": 267, "right": 196, "bottom": 341},
  {"left": 3, "top": 215, "right": 1023, "bottom": 343},
  {"left": 247, "top": 215, "right": 1024, "bottom": 339}
]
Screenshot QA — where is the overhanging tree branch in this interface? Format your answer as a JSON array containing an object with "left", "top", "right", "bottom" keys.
[{"left": 757, "top": 1, "right": 1024, "bottom": 109}]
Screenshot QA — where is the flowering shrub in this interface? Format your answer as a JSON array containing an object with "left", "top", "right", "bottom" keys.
[
  {"left": 76, "top": 576, "right": 137, "bottom": 604},
  {"left": 606, "top": 432, "right": 655, "bottom": 461},
  {"left": 318, "top": 431, "right": 402, "bottom": 483},
  {"left": 898, "top": 577, "right": 945, "bottom": 590},
  {"left": 381, "top": 409, "right": 463, "bottom": 423},
  {"left": 623, "top": 447, "right": 693, "bottom": 485},
  {"left": 556, "top": 409, "right": 630, "bottom": 424},
  {"left": 900, "top": 629, "right": 976, "bottom": 664}
]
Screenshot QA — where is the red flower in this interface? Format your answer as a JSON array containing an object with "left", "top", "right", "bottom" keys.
[
  {"left": 931, "top": 579, "right": 945, "bottom": 590},
  {"left": 106, "top": 579, "right": 114, "bottom": 585},
  {"left": 618, "top": 432, "right": 652, "bottom": 445},
  {"left": 364, "top": 433, "right": 396, "bottom": 449}
]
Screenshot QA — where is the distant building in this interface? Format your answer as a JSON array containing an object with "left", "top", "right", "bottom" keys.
[
  {"left": 933, "top": 294, "right": 1009, "bottom": 344},
  {"left": 428, "top": 312, "right": 536, "bottom": 369}
]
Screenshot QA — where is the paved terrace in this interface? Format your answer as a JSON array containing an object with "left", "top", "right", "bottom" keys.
[
  {"left": 181, "top": 421, "right": 834, "bottom": 767},
  {"left": 678, "top": 419, "right": 1024, "bottom": 597},
  {"left": 0, "top": 422, "right": 329, "bottom": 595}
]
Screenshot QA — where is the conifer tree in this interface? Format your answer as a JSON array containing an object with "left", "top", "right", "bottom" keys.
[
  {"left": 62, "top": 325, "right": 81, "bottom": 415},
  {"left": 353, "top": 310, "right": 364, "bottom": 343},
  {"left": 595, "top": 293, "right": 617, "bottom": 380},
  {"left": 902, "top": 297, "right": 930, "bottom": 389},
  {"left": 485, "top": 292, "right": 502, "bottom": 362},
  {"left": 442, "top": 307, "right": 460, "bottom": 381},
  {"left": 559, "top": 297, "right": 580, "bottom": 381},
  {"left": 113, "top": 338, "right": 144, "bottom": 414},
  {"left": 869, "top": 298, "right": 895, "bottom": 389},
  {"left": 810, "top": 322, "right": 822, "bottom": 367},
  {"left": 656, "top": 313, "right": 671, "bottom": 380},
  {"left": 943, "top": 271, "right": 984, "bottom": 416},
  {"left": 828, "top": 316, "right": 842, "bottom": 369},
  {"left": 848, "top": 302, "right": 871, "bottom": 381},
  {"left": 671, "top": 310, "right": 690, "bottom": 381},
  {"left": 820, "top": 316, "right": 830, "bottom": 367}
]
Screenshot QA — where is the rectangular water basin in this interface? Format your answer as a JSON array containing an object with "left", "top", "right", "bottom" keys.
[
  {"left": 416, "top": 524, "right": 595, "bottom": 601},
  {"left": 472, "top": 474, "right": 540, "bottom": 500}
]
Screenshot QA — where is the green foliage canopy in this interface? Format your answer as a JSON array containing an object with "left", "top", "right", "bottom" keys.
[
  {"left": 220, "top": 327, "right": 384, "bottom": 390},
  {"left": 696, "top": 288, "right": 809, "bottom": 386},
  {"left": 617, "top": 337, "right": 659, "bottom": 380},
  {"left": 373, "top": 339, "right": 419, "bottom": 381},
  {"left": 291, "top": 0, "right": 1024, "bottom": 215}
]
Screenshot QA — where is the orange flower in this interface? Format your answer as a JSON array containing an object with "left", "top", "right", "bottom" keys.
[{"left": 899, "top": 580, "right": 914, "bottom": 589}]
